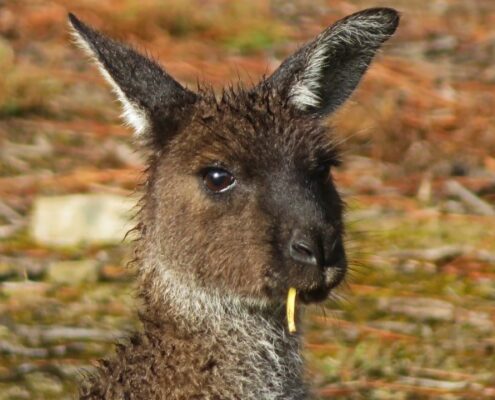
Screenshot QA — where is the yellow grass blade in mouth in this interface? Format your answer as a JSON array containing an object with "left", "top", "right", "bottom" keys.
[{"left": 287, "top": 287, "right": 297, "bottom": 333}]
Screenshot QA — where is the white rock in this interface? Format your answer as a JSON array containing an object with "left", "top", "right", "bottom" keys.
[{"left": 31, "top": 194, "right": 137, "bottom": 246}]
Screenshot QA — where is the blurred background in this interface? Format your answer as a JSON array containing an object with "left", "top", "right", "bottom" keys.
[{"left": 0, "top": 0, "right": 494, "bottom": 398}]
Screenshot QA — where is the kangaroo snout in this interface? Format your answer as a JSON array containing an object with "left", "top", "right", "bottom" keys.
[{"left": 289, "top": 227, "right": 344, "bottom": 268}]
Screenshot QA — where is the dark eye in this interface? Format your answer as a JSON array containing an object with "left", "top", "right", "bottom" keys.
[
  {"left": 313, "top": 163, "right": 331, "bottom": 179},
  {"left": 203, "top": 167, "right": 236, "bottom": 193}
]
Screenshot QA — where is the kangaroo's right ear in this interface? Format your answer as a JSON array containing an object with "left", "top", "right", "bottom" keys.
[{"left": 68, "top": 13, "right": 197, "bottom": 147}]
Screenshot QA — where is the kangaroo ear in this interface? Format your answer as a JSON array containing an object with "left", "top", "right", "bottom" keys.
[
  {"left": 266, "top": 8, "right": 399, "bottom": 116},
  {"left": 68, "top": 13, "right": 197, "bottom": 146}
]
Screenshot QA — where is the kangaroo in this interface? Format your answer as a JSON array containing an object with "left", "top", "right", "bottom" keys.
[{"left": 69, "top": 8, "right": 399, "bottom": 399}]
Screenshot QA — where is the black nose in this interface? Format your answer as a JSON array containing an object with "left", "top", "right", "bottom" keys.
[{"left": 289, "top": 230, "right": 323, "bottom": 267}]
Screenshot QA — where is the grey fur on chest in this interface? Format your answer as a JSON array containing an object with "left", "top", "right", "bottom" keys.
[
  {"left": 146, "top": 276, "right": 307, "bottom": 399},
  {"left": 206, "top": 319, "right": 306, "bottom": 399},
  {"left": 81, "top": 307, "right": 307, "bottom": 399}
]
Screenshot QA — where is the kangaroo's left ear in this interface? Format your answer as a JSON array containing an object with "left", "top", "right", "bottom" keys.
[
  {"left": 265, "top": 8, "right": 399, "bottom": 116},
  {"left": 68, "top": 13, "right": 197, "bottom": 147}
]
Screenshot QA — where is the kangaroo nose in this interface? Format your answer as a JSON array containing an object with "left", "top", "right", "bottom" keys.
[{"left": 289, "top": 230, "right": 322, "bottom": 267}]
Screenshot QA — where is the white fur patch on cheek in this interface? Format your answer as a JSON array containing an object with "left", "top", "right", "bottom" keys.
[{"left": 69, "top": 27, "right": 150, "bottom": 136}]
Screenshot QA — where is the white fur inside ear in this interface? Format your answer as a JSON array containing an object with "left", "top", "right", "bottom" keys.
[
  {"left": 289, "top": 12, "right": 392, "bottom": 110},
  {"left": 289, "top": 44, "right": 328, "bottom": 109},
  {"left": 69, "top": 26, "right": 149, "bottom": 136}
]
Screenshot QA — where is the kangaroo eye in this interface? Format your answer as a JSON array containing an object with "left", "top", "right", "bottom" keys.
[
  {"left": 203, "top": 168, "right": 236, "bottom": 193},
  {"left": 313, "top": 163, "right": 331, "bottom": 179}
]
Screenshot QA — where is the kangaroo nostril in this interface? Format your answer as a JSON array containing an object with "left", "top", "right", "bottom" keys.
[
  {"left": 291, "top": 242, "right": 314, "bottom": 258},
  {"left": 289, "top": 231, "right": 322, "bottom": 267}
]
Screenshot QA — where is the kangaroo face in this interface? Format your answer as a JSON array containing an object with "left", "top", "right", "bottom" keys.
[
  {"left": 147, "top": 89, "right": 346, "bottom": 304},
  {"left": 69, "top": 8, "right": 399, "bottom": 306}
]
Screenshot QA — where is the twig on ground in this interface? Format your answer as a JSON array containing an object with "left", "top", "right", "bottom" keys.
[
  {"left": 0, "top": 199, "right": 25, "bottom": 238},
  {"left": 317, "top": 379, "right": 482, "bottom": 397},
  {"left": 384, "top": 245, "right": 495, "bottom": 266},
  {"left": 385, "top": 245, "right": 464, "bottom": 264},
  {"left": 445, "top": 180, "right": 495, "bottom": 216},
  {"left": 0, "top": 223, "right": 24, "bottom": 238},
  {"left": 0, "top": 168, "right": 140, "bottom": 196},
  {"left": 13, "top": 325, "right": 125, "bottom": 345},
  {"left": 311, "top": 315, "right": 418, "bottom": 341},
  {"left": 0, "top": 199, "right": 22, "bottom": 222}
]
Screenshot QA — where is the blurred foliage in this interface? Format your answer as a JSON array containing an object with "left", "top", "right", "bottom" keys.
[{"left": 0, "top": 39, "right": 61, "bottom": 117}]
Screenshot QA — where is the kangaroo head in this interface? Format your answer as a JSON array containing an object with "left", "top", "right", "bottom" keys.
[{"left": 69, "top": 9, "right": 398, "bottom": 312}]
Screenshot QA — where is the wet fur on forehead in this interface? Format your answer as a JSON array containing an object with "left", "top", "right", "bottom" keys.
[{"left": 164, "top": 82, "right": 342, "bottom": 172}]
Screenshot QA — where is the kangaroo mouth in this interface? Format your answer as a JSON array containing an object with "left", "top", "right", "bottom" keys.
[
  {"left": 264, "top": 255, "right": 347, "bottom": 304},
  {"left": 294, "top": 260, "right": 347, "bottom": 304}
]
